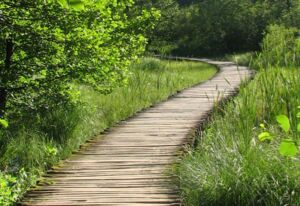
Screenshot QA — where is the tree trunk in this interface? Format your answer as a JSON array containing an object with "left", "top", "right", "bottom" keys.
[
  {"left": 0, "top": 38, "right": 13, "bottom": 117},
  {"left": 0, "top": 89, "right": 7, "bottom": 117}
]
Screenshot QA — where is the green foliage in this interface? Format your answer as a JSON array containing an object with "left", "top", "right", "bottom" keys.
[
  {"left": 137, "top": 0, "right": 180, "bottom": 55},
  {"left": 0, "top": 58, "right": 216, "bottom": 205},
  {"left": 258, "top": 110, "right": 300, "bottom": 158},
  {"left": 0, "top": 169, "right": 34, "bottom": 206},
  {"left": 0, "top": 172, "right": 17, "bottom": 206},
  {"left": 146, "top": 0, "right": 300, "bottom": 55},
  {"left": 228, "top": 53, "right": 254, "bottom": 67},
  {"left": 0, "top": 119, "right": 8, "bottom": 128},
  {"left": 135, "top": 58, "right": 163, "bottom": 71},
  {"left": 177, "top": 67, "right": 300, "bottom": 206},
  {"left": 253, "top": 25, "right": 300, "bottom": 69},
  {"left": 0, "top": 0, "right": 159, "bottom": 118},
  {"left": 279, "top": 139, "right": 298, "bottom": 157},
  {"left": 258, "top": 132, "right": 273, "bottom": 142},
  {"left": 276, "top": 114, "right": 291, "bottom": 133},
  {"left": 218, "top": 52, "right": 255, "bottom": 66},
  {"left": 46, "top": 146, "right": 58, "bottom": 157}
]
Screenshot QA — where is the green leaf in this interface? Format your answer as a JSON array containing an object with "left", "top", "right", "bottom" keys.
[
  {"left": 19, "top": 76, "right": 29, "bottom": 84},
  {"left": 276, "top": 115, "right": 290, "bottom": 133},
  {"left": 297, "top": 123, "right": 300, "bottom": 132},
  {"left": 40, "top": 70, "right": 47, "bottom": 78},
  {"left": 94, "top": 0, "right": 109, "bottom": 10},
  {"left": 259, "top": 123, "right": 265, "bottom": 129},
  {"left": 297, "top": 112, "right": 300, "bottom": 118},
  {"left": 0, "top": 119, "right": 9, "bottom": 128},
  {"left": 68, "top": 0, "right": 84, "bottom": 10},
  {"left": 279, "top": 139, "right": 298, "bottom": 157},
  {"left": 46, "top": 146, "right": 58, "bottom": 156},
  {"left": 57, "top": 0, "right": 68, "bottom": 8},
  {"left": 258, "top": 132, "right": 273, "bottom": 141}
]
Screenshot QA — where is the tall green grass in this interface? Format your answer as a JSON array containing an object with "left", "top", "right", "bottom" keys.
[
  {"left": 177, "top": 67, "right": 300, "bottom": 206},
  {"left": 253, "top": 25, "right": 300, "bottom": 69},
  {"left": 223, "top": 52, "right": 255, "bottom": 66},
  {"left": 0, "top": 58, "right": 216, "bottom": 205},
  {"left": 176, "top": 25, "right": 300, "bottom": 206}
]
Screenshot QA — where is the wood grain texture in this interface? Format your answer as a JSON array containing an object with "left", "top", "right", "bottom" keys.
[{"left": 20, "top": 58, "right": 253, "bottom": 206}]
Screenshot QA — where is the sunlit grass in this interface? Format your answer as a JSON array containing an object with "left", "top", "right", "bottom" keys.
[
  {"left": 176, "top": 67, "right": 300, "bottom": 206},
  {"left": 0, "top": 58, "right": 216, "bottom": 204},
  {"left": 61, "top": 58, "right": 217, "bottom": 157}
]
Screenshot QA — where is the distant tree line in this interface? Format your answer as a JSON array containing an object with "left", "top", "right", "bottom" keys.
[{"left": 140, "top": 0, "right": 300, "bottom": 56}]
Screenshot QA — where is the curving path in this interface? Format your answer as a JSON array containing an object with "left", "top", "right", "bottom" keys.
[{"left": 21, "top": 58, "right": 253, "bottom": 206}]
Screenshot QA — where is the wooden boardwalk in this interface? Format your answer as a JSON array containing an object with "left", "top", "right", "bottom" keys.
[{"left": 21, "top": 58, "right": 252, "bottom": 206}]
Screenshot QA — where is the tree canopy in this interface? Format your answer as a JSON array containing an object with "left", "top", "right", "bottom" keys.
[
  {"left": 146, "top": 0, "right": 300, "bottom": 55},
  {"left": 0, "top": 0, "right": 159, "bottom": 117}
]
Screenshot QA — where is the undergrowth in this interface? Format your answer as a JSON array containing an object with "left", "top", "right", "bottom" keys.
[
  {"left": 176, "top": 25, "right": 300, "bottom": 206},
  {"left": 176, "top": 67, "right": 300, "bottom": 206},
  {"left": 0, "top": 58, "right": 216, "bottom": 205}
]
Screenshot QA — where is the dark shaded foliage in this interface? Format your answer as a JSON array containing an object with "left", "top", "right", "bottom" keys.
[{"left": 145, "top": 0, "right": 300, "bottom": 55}]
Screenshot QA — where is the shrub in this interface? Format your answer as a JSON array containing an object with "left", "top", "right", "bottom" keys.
[{"left": 0, "top": 169, "right": 35, "bottom": 206}]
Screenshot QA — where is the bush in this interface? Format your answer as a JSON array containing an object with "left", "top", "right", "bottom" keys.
[
  {"left": 0, "top": 169, "right": 35, "bottom": 206},
  {"left": 0, "top": 0, "right": 159, "bottom": 120}
]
